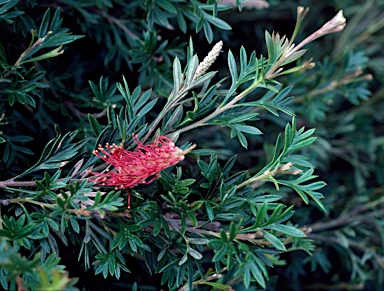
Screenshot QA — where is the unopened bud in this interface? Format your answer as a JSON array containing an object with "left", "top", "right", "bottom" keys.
[
  {"left": 301, "top": 58, "right": 316, "bottom": 70},
  {"left": 280, "top": 162, "right": 293, "bottom": 172},
  {"left": 291, "top": 170, "right": 302, "bottom": 175},
  {"left": 297, "top": 6, "right": 310, "bottom": 19},
  {"left": 318, "top": 10, "right": 346, "bottom": 36},
  {"left": 193, "top": 41, "right": 223, "bottom": 80},
  {"left": 290, "top": 10, "right": 347, "bottom": 55}
]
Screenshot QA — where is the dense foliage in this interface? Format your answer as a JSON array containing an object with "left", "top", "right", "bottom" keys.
[{"left": 0, "top": 0, "right": 383, "bottom": 290}]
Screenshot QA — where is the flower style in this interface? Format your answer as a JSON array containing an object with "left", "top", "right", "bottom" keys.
[{"left": 87, "top": 135, "right": 195, "bottom": 189}]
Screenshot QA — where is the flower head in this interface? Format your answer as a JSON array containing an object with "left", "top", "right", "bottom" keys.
[
  {"left": 87, "top": 135, "right": 195, "bottom": 189},
  {"left": 193, "top": 41, "right": 223, "bottom": 81}
]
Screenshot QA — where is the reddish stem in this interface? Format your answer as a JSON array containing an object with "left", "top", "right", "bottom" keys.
[{"left": 127, "top": 189, "right": 131, "bottom": 209}]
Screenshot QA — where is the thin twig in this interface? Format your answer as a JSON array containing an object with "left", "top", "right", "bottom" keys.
[
  {"left": 0, "top": 178, "right": 86, "bottom": 189},
  {"left": 308, "top": 208, "right": 384, "bottom": 232},
  {"left": 0, "top": 180, "right": 38, "bottom": 188},
  {"left": 16, "top": 276, "right": 27, "bottom": 291},
  {"left": 64, "top": 100, "right": 107, "bottom": 119},
  {"left": 105, "top": 14, "right": 139, "bottom": 41},
  {"left": 306, "top": 233, "right": 368, "bottom": 251},
  {"left": 293, "top": 68, "right": 372, "bottom": 103},
  {"left": 165, "top": 216, "right": 267, "bottom": 243}
]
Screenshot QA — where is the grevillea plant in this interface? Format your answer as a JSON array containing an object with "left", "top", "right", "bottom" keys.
[{"left": 1, "top": 1, "right": 382, "bottom": 290}]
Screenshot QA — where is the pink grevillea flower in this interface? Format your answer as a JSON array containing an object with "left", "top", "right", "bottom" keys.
[{"left": 87, "top": 135, "right": 195, "bottom": 189}]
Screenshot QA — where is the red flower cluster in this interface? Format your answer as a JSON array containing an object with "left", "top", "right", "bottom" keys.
[{"left": 87, "top": 135, "right": 195, "bottom": 189}]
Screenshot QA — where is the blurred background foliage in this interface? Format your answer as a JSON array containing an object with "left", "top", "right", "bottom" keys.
[{"left": 0, "top": 0, "right": 383, "bottom": 290}]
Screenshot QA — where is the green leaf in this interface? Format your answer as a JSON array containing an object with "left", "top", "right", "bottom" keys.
[
  {"left": 38, "top": 9, "right": 51, "bottom": 38},
  {"left": 186, "top": 238, "right": 210, "bottom": 245},
  {"left": 228, "top": 50, "right": 238, "bottom": 82},
  {"left": 69, "top": 217, "right": 80, "bottom": 234},
  {"left": 262, "top": 230, "right": 286, "bottom": 251},
  {"left": 234, "top": 124, "right": 263, "bottom": 135},
  {"left": 203, "top": 11, "right": 231, "bottom": 30},
  {"left": 172, "top": 57, "right": 182, "bottom": 99},
  {"left": 179, "top": 254, "right": 188, "bottom": 265},
  {"left": 255, "top": 203, "right": 267, "bottom": 227},
  {"left": 264, "top": 224, "right": 306, "bottom": 237},
  {"left": 200, "top": 282, "right": 233, "bottom": 290},
  {"left": 229, "top": 221, "right": 238, "bottom": 241},
  {"left": 20, "top": 46, "right": 64, "bottom": 64},
  {"left": 157, "top": 0, "right": 178, "bottom": 13},
  {"left": 203, "top": 22, "right": 213, "bottom": 43},
  {"left": 88, "top": 114, "right": 102, "bottom": 137},
  {"left": 176, "top": 11, "right": 187, "bottom": 33},
  {"left": 205, "top": 202, "right": 214, "bottom": 221},
  {"left": 281, "top": 49, "right": 307, "bottom": 66},
  {"left": 188, "top": 247, "right": 203, "bottom": 260}
]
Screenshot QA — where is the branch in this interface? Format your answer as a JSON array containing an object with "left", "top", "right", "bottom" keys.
[
  {"left": 16, "top": 276, "right": 27, "bottom": 291},
  {"left": 308, "top": 207, "right": 384, "bottom": 232},
  {"left": 304, "top": 281, "right": 365, "bottom": 291},
  {"left": 236, "top": 162, "right": 301, "bottom": 190},
  {"left": 165, "top": 216, "right": 269, "bottom": 244},
  {"left": 173, "top": 10, "right": 346, "bottom": 136},
  {"left": 64, "top": 100, "right": 107, "bottom": 119},
  {"left": 0, "top": 180, "right": 38, "bottom": 189},
  {"left": 293, "top": 67, "right": 373, "bottom": 103},
  {"left": 306, "top": 233, "right": 368, "bottom": 251},
  {"left": 13, "top": 31, "right": 54, "bottom": 67},
  {"left": 105, "top": 14, "right": 139, "bottom": 41},
  {"left": 0, "top": 177, "right": 87, "bottom": 189},
  {"left": 0, "top": 197, "right": 55, "bottom": 208},
  {"left": 164, "top": 217, "right": 221, "bottom": 232}
]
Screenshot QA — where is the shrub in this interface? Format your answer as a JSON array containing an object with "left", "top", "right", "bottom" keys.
[{"left": 0, "top": 0, "right": 383, "bottom": 290}]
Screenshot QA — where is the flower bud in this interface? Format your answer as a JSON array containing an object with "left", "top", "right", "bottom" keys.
[
  {"left": 317, "top": 10, "right": 346, "bottom": 36},
  {"left": 193, "top": 41, "right": 223, "bottom": 80}
]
